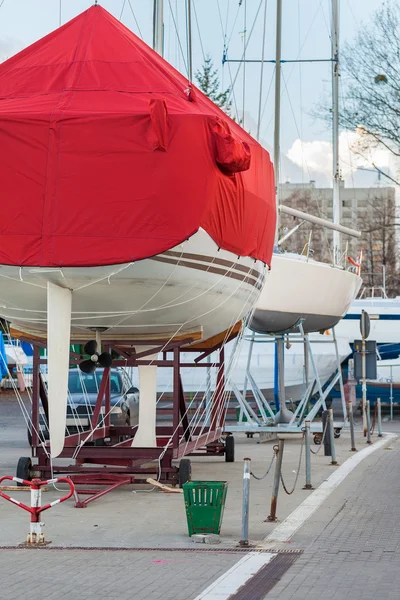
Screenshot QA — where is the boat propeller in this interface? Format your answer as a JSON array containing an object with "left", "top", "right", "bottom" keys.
[{"left": 79, "top": 340, "right": 113, "bottom": 374}]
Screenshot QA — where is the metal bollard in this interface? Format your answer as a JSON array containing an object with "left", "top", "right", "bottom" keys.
[
  {"left": 347, "top": 401, "right": 357, "bottom": 452},
  {"left": 266, "top": 440, "right": 284, "bottom": 522},
  {"left": 328, "top": 408, "right": 338, "bottom": 465},
  {"left": 239, "top": 458, "right": 251, "bottom": 546},
  {"left": 322, "top": 410, "right": 331, "bottom": 457},
  {"left": 303, "top": 421, "right": 313, "bottom": 490},
  {"left": 366, "top": 400, "right": 372, "bottom": 444},
  {"left": 377, "top": 398, "right": 383, "bottom": 437}
]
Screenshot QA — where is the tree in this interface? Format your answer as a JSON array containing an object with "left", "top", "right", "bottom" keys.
[
  {"left": 357, "top": 196, "right": 400, "bottom": 296},
  {"left": 195, "top": 55, "right": 231, "bottom": 114},
  {"left": 339, "top": 1, "right": 400, "bottom": 161}
]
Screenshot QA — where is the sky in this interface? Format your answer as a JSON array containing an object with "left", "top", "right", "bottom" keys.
[{"left": 0, "top": 0, "right": 394, "bottom": 189}]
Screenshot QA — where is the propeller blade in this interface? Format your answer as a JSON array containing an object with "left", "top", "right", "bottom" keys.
[
  {"left": 79, "top": 359, "right": 97, "bottom": 374},
  {"left": 98, "top": 352, "right": 112, "bottom": 368},
  {"left": 84, "top": 340, "right": 98, "bottom": 356},
  {"left": 47, "top": 282, "right": 72, "bottom": 459}
]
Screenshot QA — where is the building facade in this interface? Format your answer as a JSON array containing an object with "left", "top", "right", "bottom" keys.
[{"left": 279, "top": 181, "right": 398, "bottom": 295}]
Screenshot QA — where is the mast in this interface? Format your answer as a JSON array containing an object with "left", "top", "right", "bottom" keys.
[
  {"left": 153, "top": 0, "right": 164, "bottom": 56},
  {"left": 273, "top": 0, "right": 283, "bottom": 242},
  {"left": 186, "top": 0, "right": 193, "bottom": 81},
  {"left": 256, "top": 0, "right": 268, "bottom": 141},
  {"left": 332, "top": 0, "right": 341, "bottom": 265}
]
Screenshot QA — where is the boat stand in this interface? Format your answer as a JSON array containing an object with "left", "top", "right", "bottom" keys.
[
  {"left": 15, "top": 330, "right": 238, "bottom": 506},
  {"left": 226, "top": 322, "right": 347, "bottom": 436}
]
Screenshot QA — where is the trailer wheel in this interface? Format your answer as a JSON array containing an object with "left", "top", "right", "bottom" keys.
[
  {"left": 334, "top": 428, "right": 341, "bottom": 439},
  {"left": 179, "top": 458, "right": 192, "bottom": 488},
  {"left": 16, "top": 457, "right": 32, "bottom": 486},
  {"left": 314, "top": 434, "right": 322, "bottom": 445},
  {"left": 225, "top": 435, "right": 235, "bottom": 462}
]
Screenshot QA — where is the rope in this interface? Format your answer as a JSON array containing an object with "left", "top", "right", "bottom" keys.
[
  {"left": 250, "top": 447, "right": 276, "bottom": 480},
  {"left": 280, "top": 433, "right": 305, "bottom": 495}
]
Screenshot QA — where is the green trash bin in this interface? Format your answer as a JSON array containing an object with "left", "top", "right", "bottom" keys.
[{"left": 183, "top": 481, "right": 228, "bottom": 536}]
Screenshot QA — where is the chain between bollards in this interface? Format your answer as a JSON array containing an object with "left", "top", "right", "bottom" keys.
[
  {"left": 366, "top": 400, "right": 372, "bottom": 444},
  {"left": 266, "top": 441, "right": 283, "bottom": 522},
  {"left": 303, "top": 421, "right": 313, "bottom": 490},
  {"left": 347, "top": 401, "right": 357, "bottom": 452},
  {"left": 239, "top": 458, "right": 251, "bottom": 547},
  {"left": 377, "top": 397, "right": 383, "bottom": 437}
]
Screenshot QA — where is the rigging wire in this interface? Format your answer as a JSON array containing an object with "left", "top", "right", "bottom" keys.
[
  {"left": 256, "top": 0, "right": 268, "bottom": 141},
  {"left": 168, "top": 0, "right": 189, "bottom": 77},
  {"left": 119, "top": 0, "right": 127, "bottom": 20},
  {"left": 192, "top": 0, "right": 205, "bottom": 62},
  {"left": 242, "top": 0, "right": 247, "bottom": 125},
  {"left": 297, "top": 0, "right": 304, "bottom": 183},
  {"left": 225, "top": 0, "right": 264, "bottom": 107},
  {"left": 127, "top": 0, "right": 143, "bottom": 39}
]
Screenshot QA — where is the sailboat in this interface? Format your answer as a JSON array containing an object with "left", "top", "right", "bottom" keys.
[
  {"left": 0, "top": 4, "right": 276, "bottom": 456},
  {"left": 250, "top": 0, "right": 362, "bottom": 336}
]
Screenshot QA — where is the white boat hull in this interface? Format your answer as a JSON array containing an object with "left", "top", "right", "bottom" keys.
[
  {"left": 335, "top": 298, "right": 400, "bottom": 344},
  {"left": 252, "top": 254, "right": 362, "bottom": 334},
  {"left": 0, "top": 229, "right": 265, "bottom": 343}
]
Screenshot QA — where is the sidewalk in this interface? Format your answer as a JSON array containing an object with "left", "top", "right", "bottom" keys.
[{"left": 264, "top": 434, "right": 400, "bottom": 599}]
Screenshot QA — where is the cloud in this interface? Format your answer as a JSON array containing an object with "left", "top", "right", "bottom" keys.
[{"left": 287, "top": 129, "right": 398, "bottom": 181}]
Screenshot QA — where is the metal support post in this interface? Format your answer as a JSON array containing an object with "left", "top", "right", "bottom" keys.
[
  {"left": 390, "top": 368, "right": 393, "bottom": 421},
  {"left": 239, "top": 458, "right": 251, "bottom": 546},
  {"left": 377, "top": 398, "right": 383, "bottom": 437},
  {"left": 333, "top": 327, "right": 346, "bottom": 420},
  {"left": 362, "top": 338, "right": 367, "bottom": 436},
  {"left": 347, "top": 401, "right": 357, "bottom": 451},
  {"left": 303, "top": 421, "right": 313, "bottom": 489},
  {"left": 366, "top": 400, "right": 372, "bottom": 444},
  {"left": 267, "top": 440, "right": 284, "bottom": 522},
  {"left": 322, "top": 410, "right": 330, "bottom": 456},
  {"left": 328, "top": 408, "right": 337, "bottom": 465}
]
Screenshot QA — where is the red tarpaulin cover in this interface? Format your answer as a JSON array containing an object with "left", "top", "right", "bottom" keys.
[{"left": 0, "top": 5, "right": 275, "bottom": 267}]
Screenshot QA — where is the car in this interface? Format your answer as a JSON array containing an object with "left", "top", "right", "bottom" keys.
[{"left": 28, "top": 368, "right": 139, "bottom": 445}]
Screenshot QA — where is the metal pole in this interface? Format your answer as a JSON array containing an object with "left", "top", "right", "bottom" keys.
[
  {"left": 243, "top": 331, "right": 255, "bottom": 404},
  {"left": 333, "top": 327, "right": 346, "bottom": 421},
  {"left": 347, "top": 401, "right": 357, "bottom": 451},
  {"left": 153, "top": 0, "right": 164, "bottom": 55},
  {"left": 273, "top": 0, "right": 283, "bottom": 242},
  {"left": 239, "top": 458, "right": 251, "bottom": 546},
  {"left": 256, "top": 0, "right": 268, "bottom": 141},
  {"left": 331, "top": 0, "right": 341, "bottom": 265},
  {"left": 59, "top": 0, "right": 62, "bottom": 26},
  {"left": 279, "top": 205, "right": 360, "bottom": 238},
  {"left": 267, "top": 440, "right": 284, "bottom": 522},
  {"left": 377, "top": 397, "right": 383, "bottom": 437},
  {"left": 205, "top": 355, "right": 211, "bottom": 426},
  {"left": 242, "top": 0, "right": 247, "bottom": 126},
  {"left": 328, "top": 408, "right": 337, "bottom": 465},
  {"left": 362, "top": 337, "right": 367, "bottom": 436},
  {"left": 303, "top": 337, "right": 309, "bottom": 389},
  {"left": 185, "top": 0, "right": 193, "bottom": 81},
  {"left": 303, "top": 421, "right": 313, "bottom": 489},
  {"left": 366, "top": 400, "right": 372, "bottom": 444},
  {"left": 275, "top": 337, "right": 292, "bottom": 423},
  {"left": 390, "top": 367, "right": 393, "bottom": 421}
]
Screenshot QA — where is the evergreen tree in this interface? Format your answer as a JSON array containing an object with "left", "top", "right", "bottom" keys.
[{"left": 195, "top": 55, "right": 231, "bottom": 115}]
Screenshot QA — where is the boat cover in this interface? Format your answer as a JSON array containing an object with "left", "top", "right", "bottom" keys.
[{"left": 0, "top": 5, "right": 275, "bottom": 267}]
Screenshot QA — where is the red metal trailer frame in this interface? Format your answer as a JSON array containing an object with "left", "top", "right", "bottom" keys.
[{"left": 18, "top": 330, "right": 238, "bottom": 506}]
